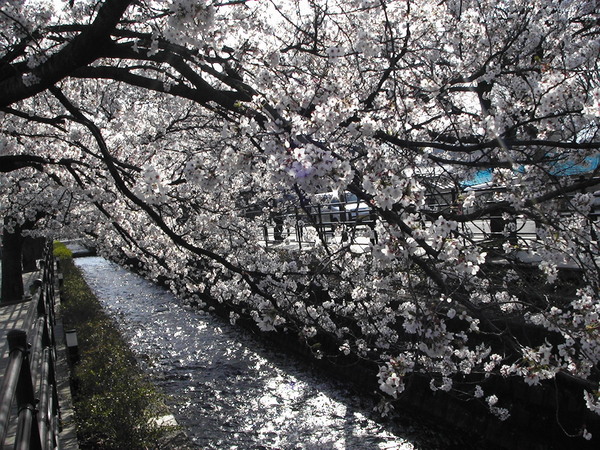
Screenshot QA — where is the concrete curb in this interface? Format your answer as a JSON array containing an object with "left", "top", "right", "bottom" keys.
[{"left": 52, "top": 261, "right": 79, "bottom": 449}]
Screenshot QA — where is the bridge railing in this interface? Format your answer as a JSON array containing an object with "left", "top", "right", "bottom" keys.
[
  {"left": 260, "top": 198, "right": 544, "bottom": 251},
  {"left": 0, "top": 243, "right": 61, "bottom": 449},
  {"left": 260, "top": 199, "right": 377, "bottom": 249}
]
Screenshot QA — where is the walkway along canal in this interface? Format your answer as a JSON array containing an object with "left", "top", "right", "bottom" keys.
[{"left": 74, "top": 256, "right": 455, "bottom": 449}]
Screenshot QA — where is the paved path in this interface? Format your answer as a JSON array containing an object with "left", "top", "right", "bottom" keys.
[{"left": 0, "top": 271, "right": 39, "bottom": 377}]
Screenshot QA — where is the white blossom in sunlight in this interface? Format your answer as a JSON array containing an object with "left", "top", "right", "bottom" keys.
[
  {"left": 22, "top": 73, "right": 40, "bottom": 87},
  {"left": 582, "top": 428, "right": 593, "bottom": 441},
  {"left": 2, "top": 0, "right": 600, "bottom": 440},
  {"left": 474, "top": 385, "right": 484, "bottom": 398},
  {"left": 584, "top": 389, "right": 600, "bottom": 416},
  {"left": 583, "top": 88, "right": 600, "bottom": 117}
]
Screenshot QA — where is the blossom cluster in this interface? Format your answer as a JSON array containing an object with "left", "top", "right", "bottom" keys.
[{"left": 1, "top": 0, "right": 599, "bottom": 440}]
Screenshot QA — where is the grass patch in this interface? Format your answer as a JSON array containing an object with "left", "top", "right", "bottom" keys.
[{"left": 59, "top": 253, "right": 174, "bottom": 449}]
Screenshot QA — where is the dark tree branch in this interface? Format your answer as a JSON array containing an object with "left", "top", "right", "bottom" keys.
[
  {"left": 428, "top": 154, "right": 513, "bottom": 168},
  {"left": 363, "top": 2, "right": 410, "bottom": 109},
  {"left": 376, "top": 130, "right": 600, "bottom": 153},
  {"left": 0, "top": 0, "right": 133, "bottom": 107},
  {"left": 0, "top": 107, "right": 67, "bottom": 129},
  {"left": 0, "top": 154, "right": 95, "bottom": 173},
  {"left": 101, "top": 41, "right": 255, "bottom": 99},
  {"left": 0, "top": 154, "right": 48, "bottom": 172},
  {"left": 70, "top": 65, "right": 248, "bottom": 110}
]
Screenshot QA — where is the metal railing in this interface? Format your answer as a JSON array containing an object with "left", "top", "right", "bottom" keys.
[
  {"left": 262, "top": 200, "right": 377, "bottom": 249},
  {"left": 260, "top": 198, "right": 542, "bottom": 251},
  {"left": 0, "top": 243, "right": 61, "bottom": 449}
]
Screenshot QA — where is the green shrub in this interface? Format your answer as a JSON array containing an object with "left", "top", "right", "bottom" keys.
[
  {"left": 60, "top": 257, "right": 173, "bottom": 449},
  {"left": 53, "top": 240, "right": 73, "bottom": 260}
]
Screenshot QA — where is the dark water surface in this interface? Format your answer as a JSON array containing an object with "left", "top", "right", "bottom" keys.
[{"left": 75, "top": 256, "right": 437, "bottom": 449}]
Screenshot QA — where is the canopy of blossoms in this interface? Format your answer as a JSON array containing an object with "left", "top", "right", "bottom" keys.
[{"left": 1, "top": 0, "right": 599, "bottom": 441}]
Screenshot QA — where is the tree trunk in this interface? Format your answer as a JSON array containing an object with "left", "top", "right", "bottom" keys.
[
  {"left": 22, "top": 236, "right": 45, "bottom": 272},
  {"left": 1, "top": 219, "right": 24, "bottom": 303}
]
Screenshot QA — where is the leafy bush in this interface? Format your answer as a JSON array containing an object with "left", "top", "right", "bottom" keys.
[{"left": 52, "top": 240, "right": 73, "bottom": 260}]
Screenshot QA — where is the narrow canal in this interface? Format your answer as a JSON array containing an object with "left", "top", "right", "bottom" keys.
[{"left": 74, "top": 256, "right": 445, "bottom": 449}]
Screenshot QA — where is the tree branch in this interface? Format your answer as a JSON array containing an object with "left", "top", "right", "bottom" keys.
[
  {"left": 0, "top": 154, "right": 48, "bottom": 172},
  {"left": 70, "top": 65, "right": 247, "bottom": 110},
  {"left": 0, "top": 0, "right": 133, "bottom": 107}
]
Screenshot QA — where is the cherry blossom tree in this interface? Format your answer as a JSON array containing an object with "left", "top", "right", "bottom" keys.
[
  {"left": 0, "top": 169, "right": 60, "bottom": 301},
  {"left": 1, "top": 0, "right": 600, "bottom": 442}
]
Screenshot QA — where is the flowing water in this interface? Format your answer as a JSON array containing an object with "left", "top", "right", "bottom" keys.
[{"left": 74, "top": 257, "right": 442, "bottom": 449}]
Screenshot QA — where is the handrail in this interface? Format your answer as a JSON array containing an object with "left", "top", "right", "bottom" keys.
[
  {"left": 0, "top": 242, "right": 61, "bottom": 449},
  {"left": 262, "top": 200, "right": 377, "bottom": 248},
  {"left": 0, "top": 332, "right": 26, "bottom": 445}
]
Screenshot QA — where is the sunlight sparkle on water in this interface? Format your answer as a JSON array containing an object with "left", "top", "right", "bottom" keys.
[{"left": 75, "top": 257, "right": 430, "bottom": 449}]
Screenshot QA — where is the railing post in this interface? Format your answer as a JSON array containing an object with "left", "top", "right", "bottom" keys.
[
  {"left": 36, "top": 283, "right": 46, "bottom": 318},
  {"left": 38, "top": 348, "right": 58, "bottom": 450},
  {"left": 316, "top": 205, "right": 323, "bottom": 241},
  {"left": 0, "top": 336, "right": 24, "bottom": 445},
  {"left": 8, "top": 330, "right": 43, "bottom": 450},
  {"left": 295, "top": 207, "right": 302, "bottom": 250},
  {"left": 263, "top": 225, "right": 269, "bottom": 248},
  {"left": 14, "top": 404, "right": 39, "bottom": 450},
  {"left": 7, "top": 331, "right": 32, "bottom": 401}
]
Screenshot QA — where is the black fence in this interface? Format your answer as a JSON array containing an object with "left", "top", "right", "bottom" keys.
[
  {"left": 260, "top": 196, "right": 377, "bottom": 249},
  {"left": 256, "top": 183, "right": 599, "bottom": 251},
  {"left": 0, "top": 244, "right": 61, "bottom": 449}
]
